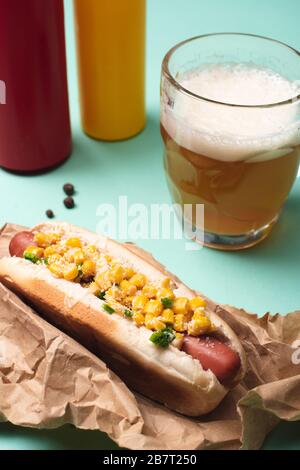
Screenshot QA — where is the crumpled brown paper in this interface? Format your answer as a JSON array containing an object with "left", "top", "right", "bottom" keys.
[{"left": 0, "top": 223, "right": 299, "bottom": 450}]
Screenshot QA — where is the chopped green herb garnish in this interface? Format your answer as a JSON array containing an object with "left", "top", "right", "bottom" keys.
[
  {"left": 103, "top": 303, "right": 115, "bottom": 314},
  {"left": 161, "top": 297, "right": 174, "bottom": 308},
  {"left": 77, "top": 263, "right": 83, "bottom": 275},
  {"left": 97, "top": 291, "right": 106, "bottom": 300},
  {"left": 124, "top": 309, "right": 133, "bottom": 318},
  {"left": 43, "top": 257, "right": 49, "bottom": 265},
  {"left": 149, "top": 327, "right": 176, "bottom": 348},
  {"left": 24, "top": 252, "right": 40, "bottom": 264}
]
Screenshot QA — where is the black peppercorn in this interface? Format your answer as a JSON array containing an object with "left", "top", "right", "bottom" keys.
[
  {"left": 46, "top": 209, "right": 54, "bottom": 219},
  {"left": 63, "top": 183, "right": 75, "bottom": 196},
  {"left": 64, "top": 196, "right": 75, "bottom": 209}
]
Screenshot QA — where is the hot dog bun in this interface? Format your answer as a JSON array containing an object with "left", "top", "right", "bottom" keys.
[{"left": 0, "top": 222, "right": 246, "bottom": 416}]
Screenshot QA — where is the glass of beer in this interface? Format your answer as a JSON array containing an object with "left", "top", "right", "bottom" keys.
[{"left": 160, "top": 33, "right": 300, "bottom": 250}]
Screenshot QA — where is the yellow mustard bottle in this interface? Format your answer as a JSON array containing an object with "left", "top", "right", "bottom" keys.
[{"left": 74, "top": 0, "right": 146, "bottom": 141}]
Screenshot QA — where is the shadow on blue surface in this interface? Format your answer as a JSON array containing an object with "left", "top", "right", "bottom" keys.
[
  {"left": 62, "top": 113, "right": 161, "bottom": 177},
  {"left": 0, "top": 419, "right": 300, "bottom": 450},
  {"left": 0, "top": 422, "right": 119, "bottom": 450}
]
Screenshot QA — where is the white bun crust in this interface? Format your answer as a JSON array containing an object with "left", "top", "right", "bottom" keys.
[{"left": 0, "top": 222, "right": 246, "bottom": 416}]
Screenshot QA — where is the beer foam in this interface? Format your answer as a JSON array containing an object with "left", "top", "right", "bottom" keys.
[{"left": 161, "top": 64, "right": 300, "bottom": 162}]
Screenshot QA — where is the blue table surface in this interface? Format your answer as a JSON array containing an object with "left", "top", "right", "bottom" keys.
[{"left": 0, "top": 0, "right": 300, "bottom": 450}]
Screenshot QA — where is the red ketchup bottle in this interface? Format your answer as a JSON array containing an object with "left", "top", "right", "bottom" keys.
[{"left": 0, "top": 0, "right": 71, "bottom": 173}]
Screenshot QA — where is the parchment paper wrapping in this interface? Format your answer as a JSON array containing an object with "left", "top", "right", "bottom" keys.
[{"left": 0, "top": 223, "right": 300, "bottom": 450}]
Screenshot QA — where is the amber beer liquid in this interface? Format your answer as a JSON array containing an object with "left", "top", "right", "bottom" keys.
[
  {"left": 161, "top": 127, "right": 300, "bottom": 236},
  {"left": 161, "top": 58, "right": 300, "bottom": 249}
]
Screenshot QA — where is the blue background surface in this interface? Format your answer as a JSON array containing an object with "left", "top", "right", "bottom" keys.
[{"left": 0, "top": 0, "right": 299, "bottom": 449}]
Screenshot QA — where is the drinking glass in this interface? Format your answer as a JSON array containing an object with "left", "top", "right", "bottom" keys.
[{"left": 160, "top": 33, "right": 300, "bottom": 250}]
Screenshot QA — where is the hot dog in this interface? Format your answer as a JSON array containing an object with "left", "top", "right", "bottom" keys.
[{"left": 0, "top": 222, "right": 246, "bottom": 416}]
